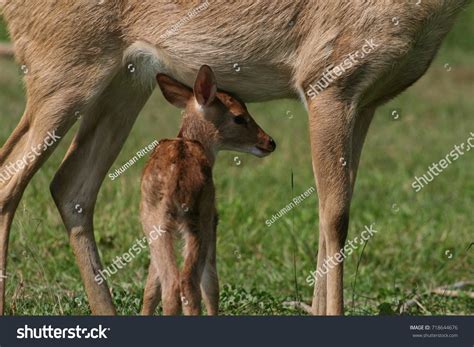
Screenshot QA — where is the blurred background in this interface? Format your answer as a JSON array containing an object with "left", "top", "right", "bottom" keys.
[{"left": 0, "top": 7, "right": 472, "bottom": 315}]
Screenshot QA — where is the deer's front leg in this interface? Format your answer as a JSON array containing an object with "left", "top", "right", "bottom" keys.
[
  {"left": 306, "top": 89, "right": 356, "bottom": 315},
  {"left": 312, "top": 231, "right": 327, "bottom": 315}
]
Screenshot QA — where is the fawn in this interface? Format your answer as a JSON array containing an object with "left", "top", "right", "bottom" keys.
[{"left": 140, "top": 65, "right": 276, "bottom": 315}]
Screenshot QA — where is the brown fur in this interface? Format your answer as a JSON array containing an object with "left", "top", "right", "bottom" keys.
[
  {"left": 0, "top": 0, "right": 470, "bottom": 315},
  {"left": 140, "top": 66, "right": 274, "bottom": 315},
  {"left": 142, "top": 139, "right": 212, "bottom": 215}
]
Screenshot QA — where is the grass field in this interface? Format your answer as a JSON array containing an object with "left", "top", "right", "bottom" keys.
[{"left": 0, "top": 8, "right": 473, "bottom": 316}]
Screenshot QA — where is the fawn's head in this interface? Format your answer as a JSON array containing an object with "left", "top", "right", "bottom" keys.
[{"left": 156, "top": 65, "right": 276, "bottom": 157}]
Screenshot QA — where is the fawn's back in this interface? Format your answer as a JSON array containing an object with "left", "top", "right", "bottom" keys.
[{"left": 141, "top": 138, "right": 213, "bottom": 228}]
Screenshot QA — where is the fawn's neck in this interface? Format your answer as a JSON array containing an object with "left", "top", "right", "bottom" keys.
[{"left": 177, "top": 116, "right": 219, "bottom": 166}]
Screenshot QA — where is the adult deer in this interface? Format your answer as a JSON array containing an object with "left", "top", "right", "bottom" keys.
[{"left": 0, "top": 0, "right": 469, "bottom": 315}]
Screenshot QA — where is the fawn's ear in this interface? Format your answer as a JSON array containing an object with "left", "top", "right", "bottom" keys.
[
  {"left": 194, "top": 65, "right": 217, "bottom": 107},
  {"left": 156, "top": 74, "right": 193, "bottom": 109}
]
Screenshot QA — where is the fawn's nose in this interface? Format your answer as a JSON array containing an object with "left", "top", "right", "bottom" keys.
[{"left": 269, "top": 138, "right": 276, "bottom": 151}]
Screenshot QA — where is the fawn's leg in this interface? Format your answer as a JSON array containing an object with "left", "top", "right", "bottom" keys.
[
  {"left": 50, "top": 67, "right": 153, "bottom": 315},
  {"left": 181, "top": 220, "right": 208, "bottom": 316},
  {"left": 153, "top": 235, "right": 180, "bottom": 315},
  {"left": 200, "top": 214, "right": 219, "bottom": 315},
  {"left": 141, "top": 262, "right": 161, "bottom": 315},
  {"left": 142, "top": 214, "right": 180, "bottom": 315},
  {"left": 0, "top": 60, "right": 120, "bottom": 314}
]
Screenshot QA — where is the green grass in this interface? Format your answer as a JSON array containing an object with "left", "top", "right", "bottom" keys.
[
  {"left": 0, "top": 17, "right": 8, "bottom": 41},
  {"left": 0, "top": 9, "right": 473, "bottom": 315}
]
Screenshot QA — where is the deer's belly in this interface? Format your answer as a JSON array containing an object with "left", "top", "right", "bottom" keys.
[
  {"left": 168, "top": 60, "right": 297, "bottom": 102},
  {"left": 124, "top": 41, "right": 296, "bottom": 102}
]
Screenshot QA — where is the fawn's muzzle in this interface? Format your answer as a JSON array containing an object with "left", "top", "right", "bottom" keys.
[
  {"left": 269, "top": 138, "right": 276, "bottom": 151},
  {"left": 256, "top": 136, "right": 276, "bottom": 155}
]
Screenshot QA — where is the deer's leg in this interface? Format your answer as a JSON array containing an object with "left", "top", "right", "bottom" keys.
[
  {"left": 0, "top": 64, "right": 115, "bottom": 314},
  {"left": 146, "top": 223, "right": 180, "bottom": 316},
  {"left": 155, "top": 241, "right": 180, "bottom": 316},
  {"left": 310, "top": 106, "right": 375, "bottom": 315},
  {"left": 312, "top": 231, "right": 327, "bottom": 315},
  {"left": 200, "top": 214, "right": 219, "bottom": 315},
  {"left": 50, "top": 69, "right": 153, "bottom": 315},
  {"left": 141, "top": 262, "right": 162, "bottom": 315},
  {"left": 0, "top": 104, "right": 72, "bottom": 315},
  {"left": 181, "top": 221, "right": 208, "bottom": 316},
  {"left": 141, "top": 208, "right": 180, "bottom": 315},
  {"left": 305, "top": 89, "right": 361, "bottom": 316},
  {"left": 140, "top": 213, "right": 176, "bottom": 316},
  {"left": 350, "top": 107, "right": 375, "bottom": 190}
]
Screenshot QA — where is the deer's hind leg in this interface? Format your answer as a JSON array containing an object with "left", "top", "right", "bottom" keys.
[
  {"left": 181, "top": 212, "right": 212, "bottom": 316},
  {"left": 180, "top": 187, "right": 215, "bottom": 316},
  {"left": 141, "top": 206, "right": 181, "bottom": 316},
  {"left": 141, "top": 261, "right": 162, "bottom": 315},
  {"left": 0, "top": 58, "right": 121, "bottom": 314},
  {"left": 200, "top": 212, "right": 219, "bottom": 315},
  {"left": 49, "top": 65, "right": 154, "bottom": 315}
]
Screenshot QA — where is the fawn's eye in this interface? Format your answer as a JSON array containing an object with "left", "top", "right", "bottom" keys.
[{"left": 233, "top": 116, "right": 246, "bottom": 125}]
